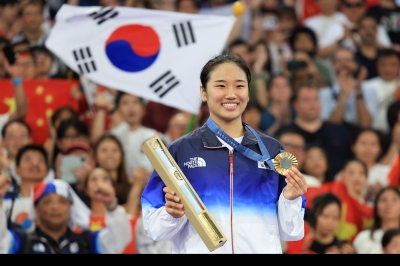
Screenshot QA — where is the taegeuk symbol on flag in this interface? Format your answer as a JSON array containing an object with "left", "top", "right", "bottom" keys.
[{"left": 45, "top": 5, "right": 236, "bottom": 114}]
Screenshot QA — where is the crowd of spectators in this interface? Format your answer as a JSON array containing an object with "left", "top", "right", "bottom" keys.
[{"left": 1, "top": 0, "right": 400, "bottom": 254}]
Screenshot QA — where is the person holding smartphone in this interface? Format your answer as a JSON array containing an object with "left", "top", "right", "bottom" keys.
[{"left": 55, "top": 141, "right": 95, "bottom": 208}]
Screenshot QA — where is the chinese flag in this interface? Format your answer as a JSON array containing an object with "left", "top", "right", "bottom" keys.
[
  {"left": 297, "top": 0, "right": 321, "bottom": 24},
  {"left": 0, "top": 79, "right": 79, "bottom": 145},
  {"left": 305, "top": 181, "right": 374, "bottom": 242}
]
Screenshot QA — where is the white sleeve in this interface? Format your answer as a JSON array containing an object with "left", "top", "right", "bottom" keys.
[
  {"left": 319, "top": 87, "right": 335, "bottom": 121},
  {"left": 142, "top": 206, "right": 188, "bottom": 241},
  {"left": 0, "top": 206, "right": 12, "bottom": 254},
  {"left": 377, "top": 25, "right": 392, "bottom": 48},
  {"left": 97, "top": 205, "right": 132, "bottom": 254},
  {"left": 277, "top": 190, "right": 305, "bottom": 241},
  {"left": 136, "top": 217, "right": 172, "bottom": 254}
]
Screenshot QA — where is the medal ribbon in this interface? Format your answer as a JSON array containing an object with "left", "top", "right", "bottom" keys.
[{"left": 205, "top": 117, "right": 280, "bottom": 171}]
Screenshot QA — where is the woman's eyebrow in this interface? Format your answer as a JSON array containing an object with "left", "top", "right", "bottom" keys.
[{"left": 214, "top": 79, "right": 246, "bottom": 82}]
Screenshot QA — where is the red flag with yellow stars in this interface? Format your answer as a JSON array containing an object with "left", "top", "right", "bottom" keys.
[
  {"left": 297, "top": 0, "right": 321, "bottom": 24},
  {"left": 0, "top": 79, "right": 79, "bottom": 145},
  {"left": 305, "top": 181, "right": 374, "bottom": 242}
]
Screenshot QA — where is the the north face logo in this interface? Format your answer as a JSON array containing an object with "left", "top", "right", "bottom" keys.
[{"left": 184, "top": 157, "right": 206, "bottom": 168}]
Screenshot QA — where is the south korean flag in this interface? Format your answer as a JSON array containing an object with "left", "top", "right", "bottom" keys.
[{"left": 45, "top": 4, "right": 236, "bottom": 114}]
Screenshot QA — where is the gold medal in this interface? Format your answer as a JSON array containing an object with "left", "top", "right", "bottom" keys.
[{"left": 273, "top": 152, "right": 298, "bottom": 175}]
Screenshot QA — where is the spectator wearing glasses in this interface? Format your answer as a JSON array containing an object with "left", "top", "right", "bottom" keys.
[{"left": 276, "top": 129, "right": 321, "bottom": 188}]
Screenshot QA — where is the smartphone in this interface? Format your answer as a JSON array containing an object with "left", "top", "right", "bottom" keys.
[
  {"left": 262, "top": 16, "right": 279, "bottom": 31},
  {"left": 287, "top": 60, "right": 307, "bottom": 71},
  {"left": 2, "top": 45, "right": 16, "bottom": 65},
  {"left": 60, "top": 155, "right": 87, "bottom": 184}
]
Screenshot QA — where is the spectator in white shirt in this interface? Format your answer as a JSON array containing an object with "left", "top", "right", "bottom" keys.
[
  {"left": 91, "top": 91, "right": 160, "bottom": 179},
  {"left": 303, "top": 0, "right": 348, "bottom": 59},
  {"left": 362, "top": 49, "right": 400, "bottom": 135}
]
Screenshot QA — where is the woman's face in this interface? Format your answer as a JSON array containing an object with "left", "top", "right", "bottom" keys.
[
  {"left": 303, "top": 147, "right": 328, "bottom": 179},
  {"left": 316, "top": 203, "right": 341, "bottom": 237},
  {"left": 86, "top": 168, "right": 113, "bottom": 200},
  {"left": 342, "top": 161, "right": 367, "bottom": 196},
  {"left": 95, "top": 139, "right": 122, "bottom": 173},
  {"left": 352, "top": 131, "right": 381, "bottom": 165},
  {"left": 269, "top": 76, "right": 292, "bottom": 102},
  {"left": 377, "top": 190, "right": 400, "bottom": 222},
  {"left": 200, "top": 62, "right": 249, "bottom": 126}
]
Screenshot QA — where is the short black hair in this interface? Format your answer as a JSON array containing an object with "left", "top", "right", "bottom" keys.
[
  {"left": 358, "top": 14, "right": 378, "bottom": 28},
  {"left": 1, "top": 119, "right": 31, "bottom": 139},
  {"left": 0, "top": 0, "right": 19, "bottom": 7},
  {"left": 289, "top": 26, "right": 318, "bottom": 57},
  {"left": 308, "top": 193, "right": 341, "bottom": 229},
  {"left": 56, "top": 117, "right": 89, "bottom": 140},
  {"left": 381, "top": 228, "right": 400, "bottom": 248},
  {"left": 16, "top": 144, "right": 48, "bottom": 168},
  {"left": 340, "top": 158, "right": 368, "bottom": 177},
  {"left": 377, "top": 48, "right": 400, "bottom": 62},
  {"left": 31, "top": 45, "right": 53, "bottom": 60},
  {"left": 274, "top": 128, "right": 305, "bottom": 142},
  {"left": 115, "top": 91, "right": 144, "bottom": 108},
  {"left": 12, "top": 40, "right": 30, "bottom": 51},
  {"left": 51, "top": 106, "right": 79, "bottom": 127},
  {"left": 292, "top": 81, "right": 319, "bottom": 102},
  {"left": 228, "top": 38, "right": 250, "bottom": 52}
]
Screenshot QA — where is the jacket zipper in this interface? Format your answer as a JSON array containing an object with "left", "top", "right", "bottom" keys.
[
  {"left": 229, "top": 150, "right": 234, "bottom": 254},
  {"left": 205, "top": 146, "right": 235, "bottom": 253}
]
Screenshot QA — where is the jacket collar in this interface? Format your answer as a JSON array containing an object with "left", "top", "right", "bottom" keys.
[
  {"left": 200, "top": 122, "right": 258, "bottom": 148},
  {"left": 34, "top": 225, "right": 76, "bottom": 243}
]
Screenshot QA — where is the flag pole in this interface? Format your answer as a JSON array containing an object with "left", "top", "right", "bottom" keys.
[{"left": 185, "top": 113, "right": 196, "bottom": 134}]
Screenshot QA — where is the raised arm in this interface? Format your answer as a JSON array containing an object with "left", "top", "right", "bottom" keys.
[
  {"left": 3, "top": 58, "right": 28, "bottom": 121},
  {"left": 91, "top": 180, "right": 132, "bottom": 254}
]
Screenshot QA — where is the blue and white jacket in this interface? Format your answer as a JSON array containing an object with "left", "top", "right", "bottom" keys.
[{"left": 141, "top": 123, "right": 306, "bottom": 254}]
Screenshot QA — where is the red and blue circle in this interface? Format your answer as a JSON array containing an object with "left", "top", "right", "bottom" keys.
[{"left": 105, "top": 24, "right": 160, "bottom": 72}]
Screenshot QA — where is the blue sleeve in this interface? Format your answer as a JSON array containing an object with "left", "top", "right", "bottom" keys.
[
  {"left": 89, "top": 231, "right": 102, "bottom": 254},
  {"left": 8, "top": 230, "right": 23, "bottom": 254}
]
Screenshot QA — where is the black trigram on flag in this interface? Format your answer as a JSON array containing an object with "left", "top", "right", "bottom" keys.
[
  {"left": 88, "top": 6, "right": 118, "bottom": 25},
  {"left": 149, "top": 70, "right": 180, "bottom": 98},
  {"left": 72, "top": 47, "right": 97, "bottom": 74},
  {"left": 172, "top": 22, "right": 195, "bottom": 47}
]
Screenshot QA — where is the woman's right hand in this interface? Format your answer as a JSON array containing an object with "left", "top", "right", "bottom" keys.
[{"left": 163, "top": 187, "right": 184, "bottom": 218}]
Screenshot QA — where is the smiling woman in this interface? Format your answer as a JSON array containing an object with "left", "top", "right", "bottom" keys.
[{"left": 140, "top": 53, "right": 308, "bottom": 254}]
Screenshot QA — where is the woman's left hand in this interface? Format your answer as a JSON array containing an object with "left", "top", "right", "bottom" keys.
[{"left": 283, "top": 167, "right": 308, "bottom": 200}]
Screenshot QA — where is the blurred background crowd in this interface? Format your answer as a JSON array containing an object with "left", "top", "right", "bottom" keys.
[{"left": 1, "top": 0, "right": 400, "bottom": 254}]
